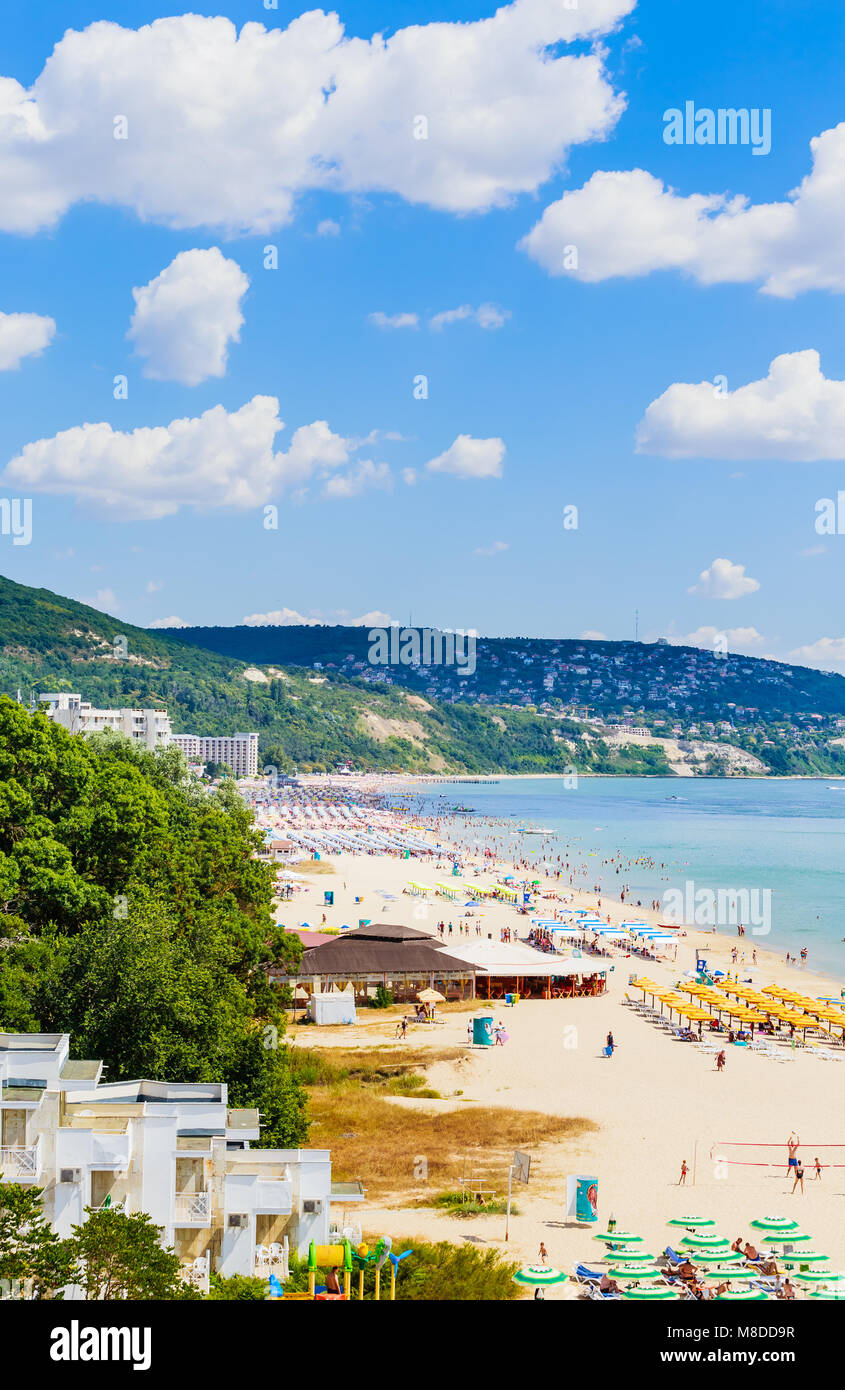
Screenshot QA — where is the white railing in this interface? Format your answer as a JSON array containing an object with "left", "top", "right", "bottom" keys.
[
  {"left": 174, "top": 1189, "right": 211, "bottom": 1224},
  {"left": 0, "top": 1142, "right": 40, "bottom": 1182}
]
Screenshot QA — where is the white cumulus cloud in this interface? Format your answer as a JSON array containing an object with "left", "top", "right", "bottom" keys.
[
  {"left": 3, "top": 396, "right": 384, "bottom": 520},
  {"left": 242, "top": 607, "right": 392, "bottom": 627},
  {"left": 426, "top": 434, "right": 505, "bottom": 479},
  {"left": 519, "top": 124, "right": 845, "bottom": 297},
  {"left": 0, "top": 310, "right": 55, "bottom": 369},
  {"left": 474, "top": 540, "right": 509, "bottom": 555},
  {"left": 687, "top": 558, "right": 760, "bottom": 600},
  {"left": 672, "top": 625, "right": 766, "bottom": 654},
  {"left": 128, "top": 248, "right": 249, "bottom": 385},
  {"left": 322, "top": 460, "right": 392, "bottom": 499},
  {"left": 368, "top": 312, "right": 419, "bottom": 330},
  {"left": 787, "top": 637, "right": 845, "bottom": 673},
  {"left": 148, "top": 615, "right": 187, "bottom": 629},
  {"left": 0, "top": 4, "right": 633, "bottom": 235},
  {"left": 637, "top": 351, "right": 845, "bottom": 461},
  {"left": 429, "top": 303, "right": 510, "bottom": 331}
]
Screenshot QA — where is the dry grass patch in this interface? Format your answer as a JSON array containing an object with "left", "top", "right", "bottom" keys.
[
  {"left": 292, "top": 858, "right": 335, "bottom": 874},
  {"left": 306, "top": 1084, "right": 594, "bottom": 1200}
]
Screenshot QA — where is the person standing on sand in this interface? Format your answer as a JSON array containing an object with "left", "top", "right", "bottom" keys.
[
  {"left": 679, "top": 1159, "right": 689, "bottom": 1186},
  {"left": 716, "top": 1050, "right": 726, "bottom": 1072},
  {"left": 814, "top": 1156, "right": 823, "bottom": 1181},
  {"left": 792, "top": 1162, "right": 805, "bottom": 1195},
  {"left": 538, "top": 1242, "right": 548, "bottom": 1265},
  {"left": 786, "top": 1132, "right": 800, "bottom": 1178}
]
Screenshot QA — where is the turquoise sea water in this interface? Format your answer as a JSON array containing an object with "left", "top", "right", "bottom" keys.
[{"left": 393, "top": 778, "right": 845, "bottom": 977}]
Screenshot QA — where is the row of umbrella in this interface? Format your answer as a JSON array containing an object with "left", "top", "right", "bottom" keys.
[
  {"left": 568, "top": 1215, "right": 843, "bottom": 1298},
  {"left": 633, "top": 975, "right": 845, "bottom": 1040}
]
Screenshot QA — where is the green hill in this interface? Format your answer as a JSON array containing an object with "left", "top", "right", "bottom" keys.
[
  {"left": 3, "top": 574, "right": 845, "bottom": 776},
  {"left": 0, "top": 573, "right": 671, "bottom": 775}
]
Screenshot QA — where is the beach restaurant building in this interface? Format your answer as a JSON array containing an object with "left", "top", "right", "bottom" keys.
[
  {"left": 294, "top": 925, "right": 608, "bottom": 1004},
  {"left": 440, "top": 939, "right": 609, "bottom": 1001},
  {"left": 296, "top": 923, "right": 475, "bottom": 1004}
]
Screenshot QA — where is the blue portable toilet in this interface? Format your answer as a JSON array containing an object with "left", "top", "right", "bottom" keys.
[{"left": 472, "top": 1011, "right": 494, "bottom": 1047}]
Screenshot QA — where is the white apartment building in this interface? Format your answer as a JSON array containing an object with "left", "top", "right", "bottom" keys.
[
  {"left": 38, "top": 693, "right": 172, "bottom": 751},
  {"left": 0, "top": 1033, "right": 363, "bottom": 1292},
  {"left": 170, "top": 732, "right": 259, "bottom": 778}
]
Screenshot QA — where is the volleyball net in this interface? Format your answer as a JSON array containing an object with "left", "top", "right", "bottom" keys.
[{"left": 709, "top": 1142, "right": 845, "bottom": 1171}]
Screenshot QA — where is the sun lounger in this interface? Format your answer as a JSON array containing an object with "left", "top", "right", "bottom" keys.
[
  {"left": 588, "top": 1284, "right": 622, "bottom": 1300},
  {"left": 573, "top": 1264, "right": 604, "bottom": 1285}
]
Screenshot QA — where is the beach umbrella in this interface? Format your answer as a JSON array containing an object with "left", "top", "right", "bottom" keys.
[
  {"left": 762, "top": 1232, "right": 812, "bottom": 1246},
  {"left": 715, "top": 1288, "right": 770, "bottom": 1301},
  {"left": 512, "top": 1265, "right": 568, "bottom": 1288},
  {"left": 592, "top": 1231, "right": 643, "bottom": 1246},
  {"left": 750, "top": 1217, "right": 800, "bottom": 1232},
  {"left": 609, "top": 1265, "right": 663, "bottom": 1281},
  {"left": 667, "top": 1217, "right": 716, "bottom": 1230},
  {"left": 796, "top": 1271, "right": 845, "bottom": 1285},
  {"left": 780, "top": 1251, "right": 829, "bottom": 1264},
  {"left": 701, "top": 1268, "right": 758, "bottom": 1282},
  {"left": 808, "top": 1290, "right": 845, "bottom": 1299},
  {"left": 416, "top": 988, "right": 445, "bottom": 1003},
  {"left": 694, "top": 1249, "right": 744, "bottom": 1266},
  {"left": 681, "top": 1234, "right": 730, "bottom": 1250},
  {"left": 623, "top": 1286, "right": 678, "bottom": 1300},
  {"left": 607, "top": 1251, "right": 657, "bottom": 1264}
]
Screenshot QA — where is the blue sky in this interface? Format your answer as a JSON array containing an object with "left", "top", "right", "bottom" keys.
[{"left": 2, "top": 0, "right": 845, "bottom": 670}]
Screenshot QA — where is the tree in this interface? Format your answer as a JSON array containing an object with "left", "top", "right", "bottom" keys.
[
  {"left": 67, "top": 1208, "right": 200, "bottom": 1300},
  {"left": 0, "top": 1182, "right": 77, "bottom": 1299}
]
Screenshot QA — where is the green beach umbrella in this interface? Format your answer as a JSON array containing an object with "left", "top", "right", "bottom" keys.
[
  {"left": 609, "top": 1265, "right": 663, "bottom": 1281},
  {"left": 796, "top": 1271, "right": 845, "bottom": 1285},
  {"left": 701, "top": 1268, "right": 758, "bottom": 1281},
  {"left": 718, "top": 1285, "right": 773, "bottom": 1301},
  {"left": 694, "top": 1249, "right": 744, "bottom": 1265},
  {"left": 592, "top": 1231, "right": 643, "bottom": 1246},
  {"left": 667, "top": 1217, "right": 717, "bottom": 1229},
  {"left": 781, "top": 1251, "right": 829, "bottom": 1265},
  {"left": 809, "top": 1290, "right": 845, "bottom": 1300},
  {"left": 513, "top": 1265, "right": 568, "bottom": 1288},
  {"left": 762, "top": 1231, "right": 812, "bottom": 1246},
  {"left": 750, "top": 1217, "right": 800, "bottom": 1233},
  {"left": 681, "top": 1234, "right": 730, "bottom": 1250},
  {"left": 624, "top": 1286, "right": 678, "bottom": 1300},
  {"left": 607, "top": 1250, "right": 657, "bottom": 1264}
]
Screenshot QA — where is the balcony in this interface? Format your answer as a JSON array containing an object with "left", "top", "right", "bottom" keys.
[
  {"left": 0, "top": 1141, "right": 40, "bottom": 1183},
  {"left": 174, "top": 1189, "right": 212, "bottom": 1226}
]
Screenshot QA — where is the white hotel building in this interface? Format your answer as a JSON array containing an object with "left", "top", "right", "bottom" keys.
[
  {"left": 36, "top": 694, "right": 259, "bottom": 778},
  {"left": 0, "top": 1032, "right": 363, "bottom": 1292},
  {"left": 38, "top": 693, "right": 172, "bottom": 751},
  {"left": 170, "top": 732, "right": 260, "bottom": 778}
]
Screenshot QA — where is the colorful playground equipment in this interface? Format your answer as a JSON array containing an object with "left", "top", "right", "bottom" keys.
[{"left": 294, "top": 1237, "right": 412, "bottom": 1301}]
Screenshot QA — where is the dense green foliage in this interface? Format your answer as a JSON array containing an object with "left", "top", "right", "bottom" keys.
[
  {"left": 0, "top": 1181, "right": 76, "bottom": 1298},
  {"left": 68, "top": 1207, "right": 200, "bottom": 1301},
  {"left": 284, "top": 1240, "right": 520, "bottom": 1300},
  {"left": 0, "top": 698, "right": 307, "bottom": 1142}
]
